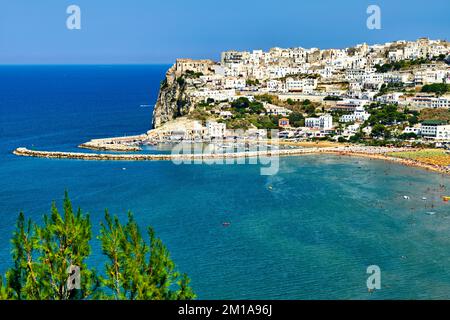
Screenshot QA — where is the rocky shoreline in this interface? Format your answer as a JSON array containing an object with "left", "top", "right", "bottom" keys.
[{"left": 12, "top": 146, "right": 450, "bottom": 175}]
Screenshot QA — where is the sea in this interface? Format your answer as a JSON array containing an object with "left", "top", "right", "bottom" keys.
[{"left": 1, "top": 65, "right": 450, "bottom": 299}]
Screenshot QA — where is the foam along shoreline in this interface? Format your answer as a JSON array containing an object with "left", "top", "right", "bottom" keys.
[{"left": 12, "top": 146, "right": 450, "bottom": 175}]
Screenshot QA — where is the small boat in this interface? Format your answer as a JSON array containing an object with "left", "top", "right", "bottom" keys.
[
  {"left": 268, "top": 185, "right": 273, "bottom": 191},
  {"left": 422, "top": 197, "right": 428, "bottom": 201},
  {"left": 426, "top": 212, "right": 437, "bottom": 216},
  {"left": 222, "top": 222, "right": 231, "bottom": 227},
  {"left": 403, "top": 196, "right": 410, "bottom": 200}
]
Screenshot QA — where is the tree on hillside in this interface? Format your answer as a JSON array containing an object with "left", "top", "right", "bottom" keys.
[
  {"left": 367, "top": 104, "right": 406, "bottom": 126},
  {"left": 289, "top": 112, "right": 305, "bottom": 127},
  {"left": 371, "top": 124, "right": 391, "bottom": 139},
  {"left": 421, "top": 83, "right": 450, "bottom": 96}
]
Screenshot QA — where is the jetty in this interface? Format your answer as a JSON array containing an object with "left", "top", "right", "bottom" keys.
[
  {"left": 12, "top": 146, "right": 450, "bottom": 176},
  {"left": 79, "top": 135, "right": 147, "bottom": 152}
]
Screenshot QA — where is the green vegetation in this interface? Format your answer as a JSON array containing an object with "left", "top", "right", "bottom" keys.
[
  {"left": 184, "top": 70, "right": 204, "bottom": 78},
  {"left": 160, "top": 79, "right": 168, "bottom": 89},
  {"left": 288, "top": 112, "right": 305, "bottom": 128},
  {"left": 397, "top": 132, "right": 418, "bottom": 140},
  {"left": 280, "top": 98, "right": 318, "bottom": 116},
  {"left": 254, "top": 94, "right": 275, "bottom": 104},
  {"left": 421, "top": 83, "right": 450, "bottom": 96},
  {"left": 195, "top": 99, "right": 215, "bottom": 112},
  {"left": 375, "top": 58, "right": 432, "bottom": 73},
  {"left": 246, "top": 79, "right": 260, "bottom": 86},
  {"left": 366, "top": 104, "right": 407, "bottom": 126},
  {"left": 175, "top": 99, "right": 189, "bottom": 118},
  {"left": 348, "top": 132, "right": 365, "bottom": 143},
  {"left": 277, "top": 73, "right": 320, "bottom": 81},
  {"left": 213, "top": 97, "right": 281, "bottom": 130},
  {"left": 371, "top": 124, "right": 391, "bottom": 139},
  {"left": 286, "top": 98, "right": 295, "bottom": 105},
  {"left": 231, "top": 97, "right": 265, "bottom": 115},
  {"left": 0, "top": 192, "right": 195, "bottom": 300},
  {"left": 224, "top": 118, "right": 252, "bottom": 130},
  {"left": 345, "top": 103, "right": 426, "bottom": 145},
  {"left": 419, "top": 108, "right": 450, "bottom": 122},
  {"left": 186, "top": 96, "right": 284, "bottom": 130},
  {"left": 377, "top": 82, "right": 407, "bottom": 96},
  {"left": 187, "top": 108, "right": 209, "bottom": 122},
  {"left": 253, "top": 95, "right": 320, "bottom": 116},
  {"left": 175, "top": 70, "right": 203, "bottom": 88},
  {"left": 346, "top": 47, "right": 357, "bottom": 56},
  {"left": 248, "top": 115, "right": 279, "bottom": 130},
  {"left": 323, "top": 96, "right": 343, "bottom": 101},
  {"left": 407, "top": 115, "right": 419, "bottom": 126},
  {"left": 176, "top": 77, "right": 186, "bottom": 87}
]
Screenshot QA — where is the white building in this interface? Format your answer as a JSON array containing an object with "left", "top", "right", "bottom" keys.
[
  {"left": 436, "top": 125, "right": 450, "bottom": 140},
  {"left": 411, "top": 123, "right": 450, "bottom": 140},
  {"left": 421, "top": 121, "right": 449, "bottom": 139},
  {"left": 285, "top": 78, "right": 318, "bottom": 92},
  {"left": 264, "top": 103, "right": 292, "bottom": 117},
  {"left": 403, "top": 126, "right": 422, "bottom": 135},
  {"left": 219, "top": 111, "right": 233, "bottom": 119},
  {"left": 191, "top": 89, "right": 236, "bottom": 102},
  {"left": 340, "top": 106, "right": 371, "bottom": 123},
  {"left": 206, "top": 121, "right": 226, "bottom": 139},
  {"left": 266, "top": 80, "right": 286, "bottom": 92},
  {"left": 342, "top": 123, "right": 361, "bottom": 138},
  {"left": 305, "top": 114, "right": 333, "bottom": 130},
  {"left": 224, "top": 78, "right": 246, "bottom": 90},
  {"left": 410, "top": 96, "right": 450, "bottom": 109}
]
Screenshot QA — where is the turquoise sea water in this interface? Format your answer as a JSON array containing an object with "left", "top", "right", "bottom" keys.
[{"left": 1, "top": 66, "right": 450, "bottom": 299}]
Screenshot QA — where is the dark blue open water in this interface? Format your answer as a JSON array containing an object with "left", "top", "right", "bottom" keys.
[{"left": 1, "top": 65, "right": 450, "bottom": 299}]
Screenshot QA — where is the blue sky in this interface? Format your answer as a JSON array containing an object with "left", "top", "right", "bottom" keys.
[{"left": 0, "top": 0, "right": 449, "bottom": 64}]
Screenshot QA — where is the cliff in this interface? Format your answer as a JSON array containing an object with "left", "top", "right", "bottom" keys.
[
  {"left": 151, "top": 65, "right": 193, "bottom": 129},
  {"left": 152, "top": 59, "right": 216, "bottom": 129}
]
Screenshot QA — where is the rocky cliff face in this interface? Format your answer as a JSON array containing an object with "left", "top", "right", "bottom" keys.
[{"left": 151, "top": 64, "right": 194, "bottom": 129}]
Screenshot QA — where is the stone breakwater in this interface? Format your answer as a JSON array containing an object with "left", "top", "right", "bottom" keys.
[
  {"left": 79, "top": 135, "right": 147, "bottom": 152},
  {"left": 13, "top": 146, "right": 327, "bottom": 161},
  {"left": 12, "top": 146, "right": 450, "bottom": 175}
]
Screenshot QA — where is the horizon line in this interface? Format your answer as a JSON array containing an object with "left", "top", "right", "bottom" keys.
[
  {"left": 2, "top": 36, "right": 448, "bottom": 66},
  {"left": 0, "top": 63, "right": 174, "bottom": 66}
]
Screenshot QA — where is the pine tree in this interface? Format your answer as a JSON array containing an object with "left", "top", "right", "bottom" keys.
[
  {"left": 0, "top": 276, "right": 12, "bottom": 300},
  {"left": 36, "top": 191, "right": 98, "bottom": 299},
  {"left": 99, "top": 211, "right": 196, "bottom": 300},
  {"left": 2, "top": 192, "right": 195, "bottom": 300},
  {"left": 6, "top": 212, "right": 41, "bottom": 299},
  {"left": 5, "top": 192, "right": 97, "bottom": 300}
]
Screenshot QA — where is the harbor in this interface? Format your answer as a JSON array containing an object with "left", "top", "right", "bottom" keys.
[{"left": 13, "top": 145, "right": 450, "bottom": 175}]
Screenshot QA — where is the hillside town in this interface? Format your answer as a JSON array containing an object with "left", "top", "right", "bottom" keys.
[{"left": 149, "top": 38, "right": 450, "bottom": 146}]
